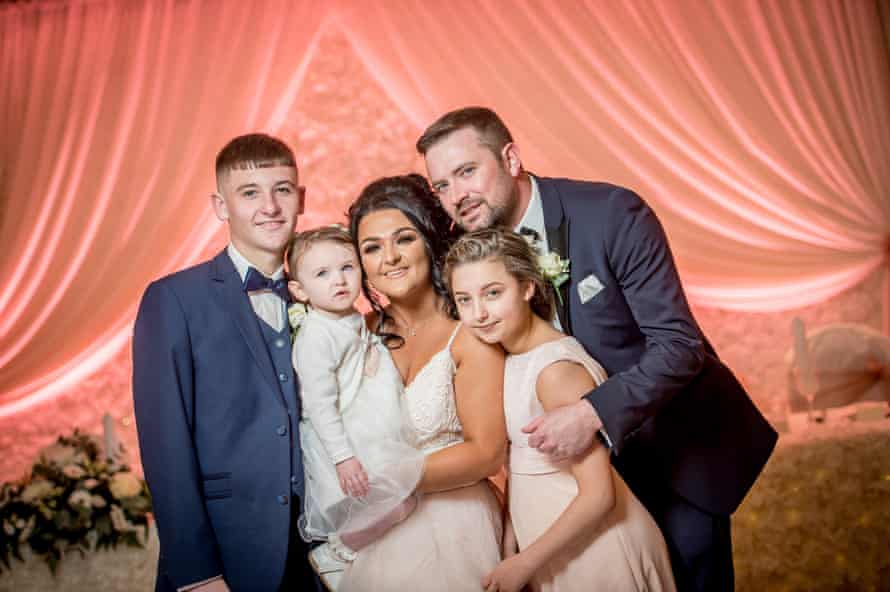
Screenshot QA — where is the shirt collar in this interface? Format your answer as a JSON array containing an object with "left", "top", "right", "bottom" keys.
[
  {"left": 514, "top": 175, "right": 547, "bottom": 242},
  {"left": 226, "top": 243, "right": 285, "bottom": 282}
]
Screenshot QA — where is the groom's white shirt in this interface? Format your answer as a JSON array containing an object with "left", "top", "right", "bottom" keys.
[{"left": 514, "top": 176, "right": 563, "bottom": 333}]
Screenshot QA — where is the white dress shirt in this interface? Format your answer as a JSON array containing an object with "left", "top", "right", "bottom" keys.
[
  {"left": 514, "top": 176, "right": 564, "bottom": 333},
  {"left": 227, "top": 243, "right": 287, "bottom": 332}
]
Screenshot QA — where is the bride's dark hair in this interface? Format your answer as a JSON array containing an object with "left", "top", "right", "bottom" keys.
[{"left": 347, "top": 174, "right": 459, "bottom": 347}]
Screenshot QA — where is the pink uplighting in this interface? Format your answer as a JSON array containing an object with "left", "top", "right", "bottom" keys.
[{"left": 1, "top": 0, "right": 888, "bottom": 474}]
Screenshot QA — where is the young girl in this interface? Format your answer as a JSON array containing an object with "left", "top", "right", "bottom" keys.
[
  {"left": 445, "top": 227, "right": 676, "bottom": 592},
  {"left": 287, "top": 226, "right": 424, "bottom": 588}
]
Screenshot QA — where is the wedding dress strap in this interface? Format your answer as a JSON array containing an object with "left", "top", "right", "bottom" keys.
[{"left": 445, "top": 323, "right": 461, "bottom": 351}]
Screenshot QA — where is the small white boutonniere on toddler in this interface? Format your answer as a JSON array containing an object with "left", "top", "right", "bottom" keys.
[{"left": 287, "top": 301, "right": 309, "bottom": 343}]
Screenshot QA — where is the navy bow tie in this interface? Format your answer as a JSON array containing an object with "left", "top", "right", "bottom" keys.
[{"left": 243, "top": 266, "right": 290, "bottom": 301}]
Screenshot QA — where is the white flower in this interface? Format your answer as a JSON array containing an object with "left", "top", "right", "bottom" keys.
[
  {"left": 62, "top": 464, "right": 86, "bottom": 479},
  {"left": 288, "top": 302, "right": 309, "bottom": 332},
  {"left": 536, "top": 251, "right": 570, "bottom": 304},
  {"left": 520, "top": 232, "right": 571, "bottom": 299},
  {"left": 537, "top": 252, "right": 569, "bottom": 279},
  {"left": 68, "top": 490, "right": 92, "bottom": 508},
  {"left": 3, "top": 520, "right": 14, "bottom": 536},
  {"left": 21, "top": 480, "right": 55, "bottom": 503},
  {"left": 90, "top": 495, "right": 107, "bottom": 508},
  {"left": 109, "top": 472, "right": 143, "bottom": 499}
]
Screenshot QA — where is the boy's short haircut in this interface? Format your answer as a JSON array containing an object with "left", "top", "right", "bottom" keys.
[
  {"left": 286, "top": 225, "right": 353, "bottom": 278},
  {"left": 215, "top": 133, "right": 296, "bottom": 186}
]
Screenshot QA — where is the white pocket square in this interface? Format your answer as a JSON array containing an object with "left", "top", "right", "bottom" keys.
[{"left": 577, "top": 273, "right": 604, "bottom": 304}]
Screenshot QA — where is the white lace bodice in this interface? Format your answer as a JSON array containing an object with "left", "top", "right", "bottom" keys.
[{"left": 400, "top": 325, "right": 464, "bottom": 454}]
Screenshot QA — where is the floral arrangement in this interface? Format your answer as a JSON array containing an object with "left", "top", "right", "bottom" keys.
[{"left": 0, "top": 428, "right": 151, "bottom": 574}]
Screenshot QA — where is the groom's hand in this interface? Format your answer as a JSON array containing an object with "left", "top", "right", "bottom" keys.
[{"left": 522, "top": 400, "right": 602, "bottom": 462}]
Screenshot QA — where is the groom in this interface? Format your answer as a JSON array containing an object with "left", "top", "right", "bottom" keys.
[
  {"left": 418, "top": 107, "right": 777, "bottom": 591},
  {"left": 133, "top": 134, "right": 317, "bottom": 591}
]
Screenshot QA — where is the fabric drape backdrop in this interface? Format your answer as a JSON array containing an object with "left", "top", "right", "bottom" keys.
[
  {"left": 337, "top": 0, "right": 890, "bottom": 310},
  {"left": 1, "top": 0, "right": 888, "bottom": 416},
  {"left": 0, "top": 0, "right": 329, "bottom": 416}
]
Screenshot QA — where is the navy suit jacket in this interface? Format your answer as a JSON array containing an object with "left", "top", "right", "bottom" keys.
[
  {"left": 537, "top": 176, "right": 777, "bottom": 516},
  {"left": 133, "top": 250, "right": 305, "bottom": 591}
]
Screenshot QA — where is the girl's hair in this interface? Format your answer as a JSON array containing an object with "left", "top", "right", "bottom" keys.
[
  {"left": 286, "top": 224, "right": 353, "bottom": 278},
  {"left": 347, "top": 174, "right": 458, "bottom": 346},
  {"left": 444, "top": 227, "right": 555, "bottom": 322}
]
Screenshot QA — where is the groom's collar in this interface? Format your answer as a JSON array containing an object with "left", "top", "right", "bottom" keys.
[
  {"left": 513, "top": 175, "right": 546, "bottom": 238},
  {"left": 531, "top": 174, "right": 565, "bottom": 230}
]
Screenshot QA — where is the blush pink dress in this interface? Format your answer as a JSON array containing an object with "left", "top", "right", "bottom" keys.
[{"left": 505, "top": 336, "right": 676, "bottom": 592}]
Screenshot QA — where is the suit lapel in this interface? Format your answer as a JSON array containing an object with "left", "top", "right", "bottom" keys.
[
  {"left": 210, "top": 250, "right": 286, "bottom": 406},
  {"left": 538, "top": 177, "right": 572, "bottom": 334}
]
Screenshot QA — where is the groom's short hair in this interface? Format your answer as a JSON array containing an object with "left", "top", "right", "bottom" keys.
[
  {"left": 215, "top": 133, "right": 296, "bottom": 187},
  {"left": 416, "top": 107, "right": 514, "bottom": 157}
]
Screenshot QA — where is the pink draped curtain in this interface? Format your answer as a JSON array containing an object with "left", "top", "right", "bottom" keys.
[
  {"left": 1, "top": 0, "right": 888, "bottom": 416},
  {"left": 0, "top": 0, "right": 329, "bottom": 416},
  {"left": 337, "top": 0, "right": 890, "bottom": 310}
]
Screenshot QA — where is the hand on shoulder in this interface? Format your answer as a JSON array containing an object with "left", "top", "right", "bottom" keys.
[{"left": 523, "top": 361, "right": 603, "bottom": 461}]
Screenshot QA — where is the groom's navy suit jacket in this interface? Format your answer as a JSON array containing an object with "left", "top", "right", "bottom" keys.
[
  {"left": 537, "top": 176, "right": 777, "bottom": 517},
  {"left": 133, "top": 250, "right": 305, "bottom": 591}
]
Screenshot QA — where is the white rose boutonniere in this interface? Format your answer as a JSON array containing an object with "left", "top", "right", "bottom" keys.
[
  {"left": 520, "top": 232, "right": 571, "bottom": 305},
  {"left": 287, "top": 302, "right": 309, "bottom": 342},
  {"left": 537, "top": 251, "right": 571, "bottom": 305}
]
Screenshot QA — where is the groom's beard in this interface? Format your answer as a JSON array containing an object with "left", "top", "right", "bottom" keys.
[{"left": 456, "top": 193, "right": 518, "bottom": 231}]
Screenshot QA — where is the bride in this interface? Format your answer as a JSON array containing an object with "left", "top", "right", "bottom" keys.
[{"left": 339, "top": 174, "right": 506, "bottom": 591}]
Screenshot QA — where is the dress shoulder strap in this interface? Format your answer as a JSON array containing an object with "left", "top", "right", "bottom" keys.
[
  {"left": 532, "top": 337, "right": 608, "bottom": 387},
  {"left": 445, "top": 322, "right": 462, "bottom": 350}
]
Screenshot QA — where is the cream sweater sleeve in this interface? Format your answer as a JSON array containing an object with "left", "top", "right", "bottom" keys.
[{"left": 292, "top": 319, "right": 354, "bottom": 464}]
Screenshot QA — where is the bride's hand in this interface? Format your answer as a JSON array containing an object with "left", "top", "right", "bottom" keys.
[
  {"left": 481, "top": 556, "right": 533, "bottom": 592},
  {"left": 336, "top": 457, "right": 370, "bottom": 497}
]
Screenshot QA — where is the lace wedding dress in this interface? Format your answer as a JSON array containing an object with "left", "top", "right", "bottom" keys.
[{"left": 339, "top": 325, "right": 503, "bottom": 592}]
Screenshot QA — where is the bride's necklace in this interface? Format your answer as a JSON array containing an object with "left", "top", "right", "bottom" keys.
[{"left": 396, "top": 315, "right": 436, "bottom": 337}]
